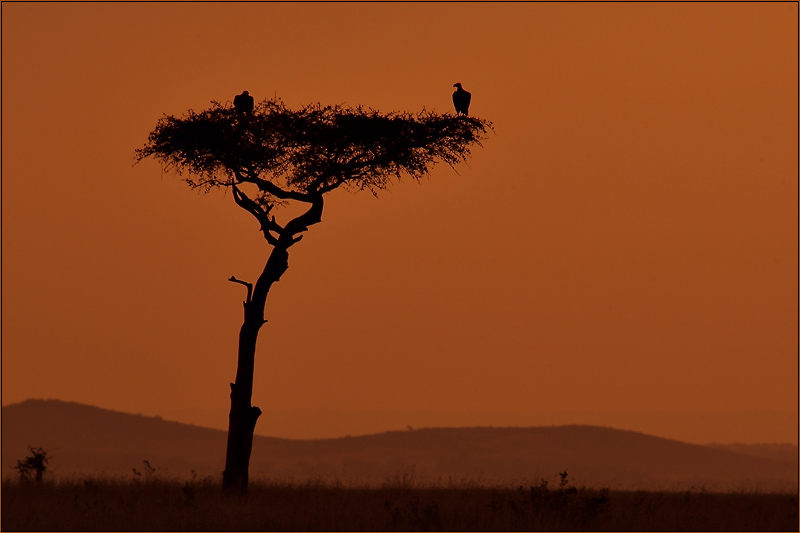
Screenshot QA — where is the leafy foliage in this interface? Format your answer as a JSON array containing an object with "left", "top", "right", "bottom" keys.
[{"left": 135, "top": 98, "right": 492, "bottom": 204}]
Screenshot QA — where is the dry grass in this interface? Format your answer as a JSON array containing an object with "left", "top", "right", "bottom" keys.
[{"left": 2, "top": 475, "right": 797, "bottom": 531}]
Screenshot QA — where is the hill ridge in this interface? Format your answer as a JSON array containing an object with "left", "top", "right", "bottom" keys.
[{"left": 3, "top": 399, "right": 797, "bottom": 491}]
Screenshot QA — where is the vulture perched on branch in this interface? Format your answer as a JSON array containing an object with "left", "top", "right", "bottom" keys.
[
  {"left": 234, "top": 90, "right": 254, "bottom": 113},
  {"left": 452, "top": 83, "right": 471, "bottom": 116}
]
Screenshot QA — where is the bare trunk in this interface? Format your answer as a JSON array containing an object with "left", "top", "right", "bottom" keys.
[
  {"left": 221, "top": 247, "right": 289, "bottom": 494},
  {"left": 221, "top": 195, "right": 322, "bottom": 494},
  {"left": 221, "top": 324, "right": 262, "bottom": 492}
]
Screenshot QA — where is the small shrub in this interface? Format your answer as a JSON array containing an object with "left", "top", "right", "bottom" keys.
[{"left": 13, "top": 446, "right": 48, "bottom": 485}]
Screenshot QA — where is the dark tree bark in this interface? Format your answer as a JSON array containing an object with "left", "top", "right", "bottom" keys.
[{"left": 221, "top": 197, "right": 323, "bottom": 493}]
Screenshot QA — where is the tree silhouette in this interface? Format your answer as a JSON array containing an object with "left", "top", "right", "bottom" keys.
[
  {"left": 14, "top": 446, "right": 48, "bottom": 485},
  {"left": 135, "top": 96, "right": 491, "bottom": 493}
]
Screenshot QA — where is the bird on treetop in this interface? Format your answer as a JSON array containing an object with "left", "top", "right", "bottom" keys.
[
  {"left": 234, "top": 90, "right": 255, "bottom": 113},
  {"left": 452, "top": 83, "right": 471, "bottom": 116}
]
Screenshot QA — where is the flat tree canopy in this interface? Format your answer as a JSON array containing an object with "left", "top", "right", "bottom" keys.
[{"left": 136, "top": 98, "right": 492, "bottom": 208}]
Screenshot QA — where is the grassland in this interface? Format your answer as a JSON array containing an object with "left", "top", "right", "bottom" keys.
[{"left": 2, "top": 475, "right": 797, "bottom": 531}]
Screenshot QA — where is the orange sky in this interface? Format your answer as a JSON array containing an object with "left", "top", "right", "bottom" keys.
[{"left": 2, "top": 3, "right": 797, "bottom": 444}]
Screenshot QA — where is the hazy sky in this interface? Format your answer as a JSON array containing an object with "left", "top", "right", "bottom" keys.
[{"left": 2, "top": 3, "right": 797, "bottom": 444}]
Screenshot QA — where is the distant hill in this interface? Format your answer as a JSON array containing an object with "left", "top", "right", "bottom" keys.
[
  {"left": 2, "top": 399, "right": 797, "bottom": 492},
  {"left": 707, "top": 443, "right": 798, "bottom": 465}
]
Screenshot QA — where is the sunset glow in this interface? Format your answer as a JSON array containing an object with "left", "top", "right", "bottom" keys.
[{"left": 2, "top": 3, "right": 797, "bottom": 444}]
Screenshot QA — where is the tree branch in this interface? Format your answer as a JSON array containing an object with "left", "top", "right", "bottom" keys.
[
  {"left": 231, "top": 185, "right": 282, "bottom": 245},
  {"left": 280, "top": 195, "right": 324, "bottom": 248},
  {"left": 239, "top": 169, "right": 316, "bottom": 203},
  {"left": 228, "top": 276, "right": 253, "bottom": 304}
]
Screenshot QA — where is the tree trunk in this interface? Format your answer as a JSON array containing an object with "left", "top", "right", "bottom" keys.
[
  {"left": 220, "top": 324, "right": 262, "bottom": 493},
  {"left": 221, "top": 195, "right": 322, "bottom": 495},
  {"left": 221, "top": 246, "right": 289, "bottom": 494}
]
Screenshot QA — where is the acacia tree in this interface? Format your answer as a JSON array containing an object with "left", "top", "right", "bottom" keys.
[{"left": 136, "top": 97, "right": 491, "bottom": 493}]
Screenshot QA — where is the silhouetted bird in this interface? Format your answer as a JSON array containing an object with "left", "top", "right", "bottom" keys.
[
  {"left": 452, "top": 83, "right": 471, "bottom": 116},
  {"left": 234, "top": 90, "right": 254, "bottom": 113}
]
